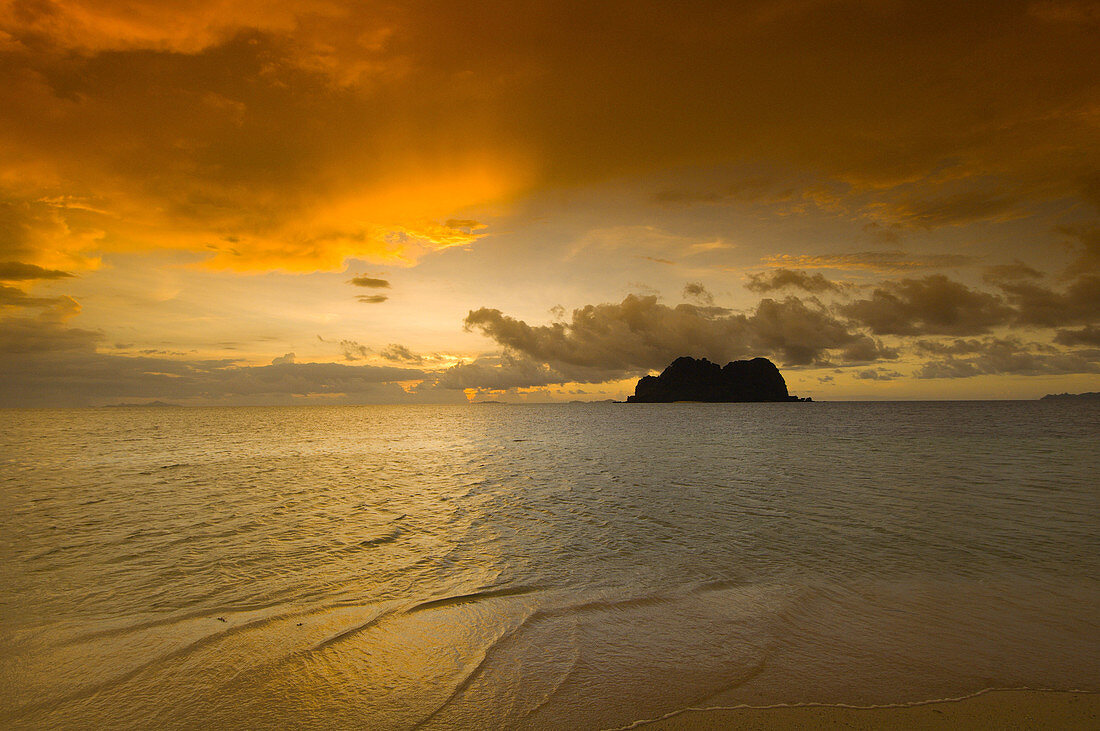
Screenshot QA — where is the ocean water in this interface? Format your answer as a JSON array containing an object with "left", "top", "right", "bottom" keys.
[{"left": 1, "top": 401, "right": 1098, "bottom": 729}]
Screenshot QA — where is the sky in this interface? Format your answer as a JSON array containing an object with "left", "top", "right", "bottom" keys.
[{"left": 1, "top": 0, "right": 1098, "bottom": 405}]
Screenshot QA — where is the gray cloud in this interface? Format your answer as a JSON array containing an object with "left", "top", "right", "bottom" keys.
[
  {"left": 856, "top": 368, "right": 903, "bottom": 381},
  {"left": 462, "top": 293, "right": 894, "bottom": 387},
  {"left": 1054, "top": 325, "right": 1100, "bottom": 347},
  {"left": 682, "top": 282, "right": 714, "bottom": 304},
  {"left": 0, "top": 261, "right": 74, "bottom": 281},
  {"left": 0, "top": 284, "right": 66, "bottom": 308},
  {"left": 349, "top": 276, "right": 391, "bottom": 288},
  {"left": 0, "top": 314, "right": 103, "bottom": 354},
  {"left": 997, "top": 274, "right": 1100, "bottom": 327},
  {"left": 378, "top": 344, "right": 424, "bottom": 364},
  {"left": 915, "top": 338, "right": 1100, "bottom": 378},
  {"left": 913, "top": 338, "right": 989, "bottom": 356},
  {"left": 840, "top": 275, "right": 1013, "bottom": 336},
  {"left": 356, "top": 294, "right": 389, "bottom": 304},
  {"left": 745, "top": 268, "right": 839, "bottom": 293},
  {"left": 334, "top": 339, "right": 370, "bottom": 361}
]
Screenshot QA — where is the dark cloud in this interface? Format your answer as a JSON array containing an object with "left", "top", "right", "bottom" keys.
[
  {"left": 462, "top": 293, "right": 893, "bottom": 387},
  {"left": 913, "top": 338, "right": 989, "bottom": 356},
  {"left": 443, "top": 219, "right": 485, "bottom": 232},
  {"left": 840, "top": 275, "right": 1013, "bottom": 336},
  {"left": 916, "top": 338, "right": 1100, "bottom": 378},
  {"left": 378, "top": 344, "right": 424, "bottom": 364},
  {"left": 1054, "top": 326, "right": 1100, "bottom": 346},
  {"left": 356, "top": 294, "right": 389, "bottom": 304},
  {"left": 997, "top": 274, "right": 1100, "bottom": 327},
  {"left": 745, "top": 268, "right": 839, "bottom": 293},
  {"left": 682, "top": 282, "right": 713, "bottom": 304},
  {"left": 0, "top": 284, "right": 65, "bottom": 308},
  {"left": 0, "top": 314, "right": 103, "bottom": 354},
  {"left": 337, "top": 339, "right": 370, "bottom": 361},
  {"left": 856, "top": 368, "right": 903, "bottom": 381},
  {"left": 271, "top": 352, "right": 295, "bottom": 365},
  {"left": 0, "top": 261, "right": 74, "bottom": 281},
  {"left": 348, "top": 276, "right": 391, "bottom": 288}
]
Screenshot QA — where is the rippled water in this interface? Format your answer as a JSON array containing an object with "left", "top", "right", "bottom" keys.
[{"left": 2, "top": 402, "right": 1098, "bottom": 729}]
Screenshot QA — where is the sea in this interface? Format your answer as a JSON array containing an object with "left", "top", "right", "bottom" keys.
[{"left": 1, "top": 401, "right": 1098, "bottom": 729}]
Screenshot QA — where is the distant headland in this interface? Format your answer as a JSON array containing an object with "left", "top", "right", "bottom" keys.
[
  {"left": 626, "top": 356, "right": 810, "bottom": 403},
  {"left": 1040, "top": 392, "right": 1100, "bottom": 400}
]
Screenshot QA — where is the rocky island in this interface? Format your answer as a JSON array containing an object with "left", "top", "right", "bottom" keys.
[{"left": 626, "top": 356, "right": 810, "bottom": 403}]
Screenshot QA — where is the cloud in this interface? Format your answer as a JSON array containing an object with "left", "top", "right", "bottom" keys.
[
  {"left": 1, "top": 2, "right": 1095, "bottom": 274},
  {"left": 839, "top": 275, "right": 1013, "bottom": 336},
  {"left": 331, "top": 339, "right": 369, "bottom": 361},
  {"left": 745, "top": 268, "right": 839, "bottom": 293},
  {"left": 0, "top": 261, "right": 74, "bottom": 280},
  {"left": 996, "top": 274, "right": 1100, "bottom": 327},
  {"left": 436, "top": 353, "right": 572, "bottom": 391},
  {"left": 1060, "top": 226, "right": 1100, "bottom": 274},
  {"left": 863, "top": 190, "right": 1022, "bottom": 229},
  {"left": 378, "top": 344, "right": 424, "bottom": 364},
  {"left": 0, "top": 329, "right": 432, "bottom": 406},
  {"left": 462, "top": 293, "right": 894, "bottom": 386},
  {"left": 682, "top": 282, "right": 713, "bottom": 304},
  {"left": 348, "top": 276, "right": 391, "bottom": 288},
  {"left": 356, "top": 294, "right": 389, "bottom": 304},
  {"left": 0, "top": 314, "right": 102, "bottom": 354},
  {"left": 856, "top": 368, "right": 903, "bottom": 381},
  {"left": 765, "top": 251, "right": 977, "bottom": 273},
  {"left": 915, "top": 338, "right": 1100, "bottom": 378},
  {"left": 983, "top": 261, "right": 1044, "bottom": 283},
  {"left": 1054, "top": 326, "right": 1100, "bottom": 346},
  {"left": 0, "top": 284, "right": 62, "bottom": 308}
]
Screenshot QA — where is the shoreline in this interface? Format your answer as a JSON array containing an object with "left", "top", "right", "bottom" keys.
[{"left": 619, "top": 689, "right": 1100, "bottom": 730}]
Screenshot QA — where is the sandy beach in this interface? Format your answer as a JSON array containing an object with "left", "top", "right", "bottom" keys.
[{"left": 635, "top": 690, "right": 1100, "bottom": 730}]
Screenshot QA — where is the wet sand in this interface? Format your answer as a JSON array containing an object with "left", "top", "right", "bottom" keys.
[{"left": 633, "top": 690, "right": 1100, "bottom": 730}]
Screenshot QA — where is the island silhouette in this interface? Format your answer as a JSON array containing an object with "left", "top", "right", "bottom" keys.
[{"left": 626, "top": 356, "right": 810, "bottom": 403}]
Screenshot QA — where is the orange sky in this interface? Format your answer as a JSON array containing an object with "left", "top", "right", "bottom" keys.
[{"left": 1, "top": 0, "right": 1098, "bottom": 405}]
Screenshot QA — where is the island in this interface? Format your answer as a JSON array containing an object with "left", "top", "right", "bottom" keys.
[
  {"left": 1040, "top": 392, "right": 1100, "bottom": 400},
  {"left": 626, "top": 356, "right": 810, "bottom": 403}
]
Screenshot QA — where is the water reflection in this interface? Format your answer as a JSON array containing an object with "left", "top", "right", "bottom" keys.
[{"left": 1, "top": 402, "right": 1098, "bottom": 727}]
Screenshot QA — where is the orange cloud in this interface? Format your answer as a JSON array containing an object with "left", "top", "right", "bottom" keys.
[{"left": 0, "top": 0, "right": 1096, "bottom": 275}]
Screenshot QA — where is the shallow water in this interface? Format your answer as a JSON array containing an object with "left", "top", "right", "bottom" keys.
[{"left": 2, "top": 402, "right": 1098, "bottom": 728}]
